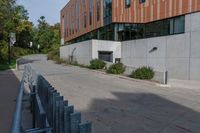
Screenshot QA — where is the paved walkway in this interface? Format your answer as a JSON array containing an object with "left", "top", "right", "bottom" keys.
[
  {"left": 0, "top": 70, "right": 22, "bottom": 133},
  {"left": 24, "top": 55, "right": 200, "bottom": 133}
]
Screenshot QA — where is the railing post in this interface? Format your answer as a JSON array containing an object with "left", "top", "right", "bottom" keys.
[
  {"left": 70, "top": 112, "right": 81, "bottom": 133},
  {"left": 64, "top": 106, "right": 74, "bottom": 133},
  {"left": 79, "top": 122, "right": 92, "bottom": 133},
  {"left": 31, "top": 85, "right": 36, "bottom": 128}
]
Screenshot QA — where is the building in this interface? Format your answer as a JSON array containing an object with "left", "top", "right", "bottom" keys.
[{"left": 60, "top": 0, "right": 200, "bottom": 82}]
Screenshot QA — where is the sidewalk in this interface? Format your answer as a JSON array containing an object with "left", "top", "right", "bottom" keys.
[
  {"left": 168, "top": 79, "right": 200, "bottom": 90},
  {"left": 0, "top": 70, "right": 22, "bottom": 133}
]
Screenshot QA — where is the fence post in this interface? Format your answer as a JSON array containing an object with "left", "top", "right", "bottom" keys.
[
  {"left": 79, "top": 122, "right": 92, "bottom": 133},
  {"left": 64, "top": 106, "right": 74, "bottom": 133},
  {"left": 55, "top": 96, "right": 63, "bottom": 133},
  {"left": 52, "top": 92, "right": 59, "bottom": 133},
  {"left": 31, "top": 85, "right": 36, "bottom": 128},
  {"left": 70, "top": 112, "right": 81, "bottom": 133},
  {"left": 49, "top": 89, "right": 56, "bottom": 127},
  {"left": 59, "top": 100, "right": 65, "bottom": 133}
]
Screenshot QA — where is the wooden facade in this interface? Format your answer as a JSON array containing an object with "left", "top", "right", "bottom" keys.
[
  {"left": 61, "top": 0, "right": 104, "bottom": 43},
  {"left": 61, "top": 0, "right": 200, "bottom": 43},
  {"left": 112, "top": 0, "right": 200, "bottom": 23}
]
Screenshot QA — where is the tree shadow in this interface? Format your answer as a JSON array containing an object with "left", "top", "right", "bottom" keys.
[{"left": 81, "top": 92, "right": 200, "bottom": 133}]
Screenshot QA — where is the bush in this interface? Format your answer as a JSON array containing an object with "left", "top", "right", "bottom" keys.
[
  {"left": 107, "top": 63, "right": 125, "bottom": 74},
  {"left": 0, "top": 40, "right": 35, "bottom": 63},
  {"left": 47, "top": 49, "right": 59, "bottom": 60},
  {"left": 131, "top": 66, "right": 154, "bottom": 80},
  {"left": 54, "top": 57, "right": 66, "bottom": 64},
  {"left": 11, "top": 47, "right": 34, "bottom": 59},
  {"left": 89, "top": 59, "right": 106, "bottom": 69}
]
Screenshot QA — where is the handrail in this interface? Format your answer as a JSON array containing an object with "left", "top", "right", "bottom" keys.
[
  {"left": 11, "top": 64, "right": 92, "bottom": 133},
  {"left": 10, "top": 74, "right": 25, "bottom": 133}
]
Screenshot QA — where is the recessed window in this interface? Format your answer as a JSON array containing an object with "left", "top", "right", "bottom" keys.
[
  {"left": 104, "top": 0, "right": 112, "bottom": 26},
  {"left": 83, "top": 0, "right": 87, "bottom": 28},
  {"left": 97, "top": 0, "right": 100, "bottom": 21},
  {"left": 139, "top": 0, "right": 145, "bottom": 4},
  {"left": 125, "top": 0, "right": 130, "bottom": 8},
  {"left": 174, "top": 16, "right": 185, "bottom": 34},
  {"left": 89, "top": 0, "right": 92, "bottom": 25}
]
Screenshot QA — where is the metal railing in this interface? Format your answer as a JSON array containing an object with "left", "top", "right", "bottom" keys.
[{"left": 11, "top": 64, "right": 92, "bottom": 133}]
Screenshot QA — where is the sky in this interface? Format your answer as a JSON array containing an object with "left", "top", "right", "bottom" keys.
[{"left": 17, "top": 0, "right": 69, "bottom": 26}]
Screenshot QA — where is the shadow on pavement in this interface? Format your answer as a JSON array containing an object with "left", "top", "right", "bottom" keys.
[
  {"left": 0, "top": 70, "right": 21, "bottom": 133},
  {"left": 17, "top": 58, "right": 40, "bottom": 65},
  {"left": 0, "top": 55, "right": 36, "bottom": 132},
  {"left": 82, "top": 92, "right": 200, "bottom": 133}
]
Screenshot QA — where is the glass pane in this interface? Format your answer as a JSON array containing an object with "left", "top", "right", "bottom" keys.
[{"left": 174, "top": 16, "right": 185, "bottom": 34}]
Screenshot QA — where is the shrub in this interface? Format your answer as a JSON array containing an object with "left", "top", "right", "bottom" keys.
[
  {"left": 0, "top": 41, "right": 35, "bottom": 63},
  {"left": 131, "top": 66, "right": 154, "bottom": 80},
  {"left": 11, "top": 47, "right": 34, "bottom": 59},
  {"left": 89, "top": 59, "right": 106, "bottom": 69},
  {"left": 107, "top": 63, "right": 125, "bottom": 74},
  {"left": 47, "top": 49, "right": 59, "bottom": 60},
  {"left": 54, "top": 57, "right": 66, "bottom": 64}
]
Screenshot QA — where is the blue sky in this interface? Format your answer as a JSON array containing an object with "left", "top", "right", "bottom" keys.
[{"left": 17, "top": 0, "right": 69, "bottom": 26}]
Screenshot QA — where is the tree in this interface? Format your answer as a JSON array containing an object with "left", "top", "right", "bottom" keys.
[
  {"left": 0, "top": 0, "right": 34, "bottom": 63},
  {"left": 32, "top": 16, "right": 60, "bottom": 53}
]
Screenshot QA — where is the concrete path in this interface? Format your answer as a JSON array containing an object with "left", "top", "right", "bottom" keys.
[
  {"left": 24, "top": 55, "right": 200, "bottom": 133},
  {"left": 0, "top": 70, "right": 22, "bottom": 133}
]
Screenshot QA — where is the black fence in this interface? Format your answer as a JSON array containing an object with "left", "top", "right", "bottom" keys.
[{"left": 11, "top": 65, "right": 91, "bottom": 133}]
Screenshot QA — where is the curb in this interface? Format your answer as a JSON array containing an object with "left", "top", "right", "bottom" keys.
[{"left": 90, "top": 69, "right": 169, "bottom": 87}]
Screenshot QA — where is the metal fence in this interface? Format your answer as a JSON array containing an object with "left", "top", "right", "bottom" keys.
[{"left": 11, "top": 64, "right": 92, "bottom": 133}]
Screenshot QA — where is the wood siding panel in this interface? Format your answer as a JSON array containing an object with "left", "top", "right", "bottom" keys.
[{"left": 61, "top": 0, "right": 200, "bottom": 43}]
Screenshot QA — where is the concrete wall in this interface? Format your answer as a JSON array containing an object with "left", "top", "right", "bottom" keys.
[
  {"left": 92, "top": 40, "right": 121, "bottom": 63},
  {"left": 60, "top": 40, "right": 93, "bottom": 65},
  {"left": 121, "top": 12, "right": 200, "bottom": 81},
  {"left": 60, "top": 12, "right": 200, "bottom": 81},
  {"left": 60, "top": 40, "right": 121, "bottom": 65}
]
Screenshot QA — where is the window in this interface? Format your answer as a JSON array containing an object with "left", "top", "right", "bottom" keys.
[
  {"left": 139, "top": 0, "right": 145, "bottom": 4},
  {"left": 65, "top": 16, "right": 185, "bottom": 45},
  {"left": 84, "top": 0, "right": 87, "bottom": 28},
  {"left": 89, "top": 0, "right": 92, "bottom": 25},
  {"left": 125, "top": 0, "right": 130, "bottom": 8},
  {"left": 104, "top": 0, "right": 112, "bottom": 25},
  {"left": 98, "top": 51, "right": 113, "bottom": 62},
  {"left": 64, "top": 15, "right": 67, "bottom": 37},
  {"left": 84, "top": 12, "right": 87, "bottom": 28},
  {"left": 174, "top": 16, "right": 185, "bottom": 34},
  {"left": 76, "top": 1, "right": 80, "bottom": 32},
  {"left": 97, "top": 0, "right": 100, "bottom": 21}
]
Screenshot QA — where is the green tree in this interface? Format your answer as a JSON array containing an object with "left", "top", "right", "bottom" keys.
[
  {"left": 32, "top": 16, "right": 60, "bottom": 53},
  {"left": 0, "top": 0, "right": 34, "bottom": 63}
]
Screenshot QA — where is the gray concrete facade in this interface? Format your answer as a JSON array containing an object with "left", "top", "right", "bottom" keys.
[
  {"left": 60, "top": 40, "right": 121, "bottom": 65},
  {"left": 122, "top": 12, "right": 200, "bottom": 80},
  {"left": 60, "top": 12, "right": 200, "bottom": 81}
]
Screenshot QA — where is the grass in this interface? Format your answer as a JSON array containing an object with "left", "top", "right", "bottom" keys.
[{"left": 0, "top": 60, "right": 16, "bottom": 71}]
